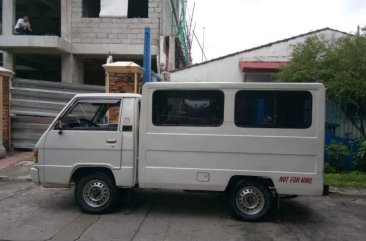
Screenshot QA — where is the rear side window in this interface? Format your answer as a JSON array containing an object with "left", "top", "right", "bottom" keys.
[
  {"left": 235, "top": 91, "right": 312, "bottom": 129},
  {"left": 153, "top": 90, "right": 224, "bottom": 127}
]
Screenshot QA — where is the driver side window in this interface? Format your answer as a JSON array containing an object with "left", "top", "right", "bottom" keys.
[{"left": 56, "top": 99, "right": 121, "bottom": 131}]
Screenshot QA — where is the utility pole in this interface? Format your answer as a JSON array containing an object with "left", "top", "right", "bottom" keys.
[
  {"left": 202, "top": 27, "right": 205, "bottom": 62},
  {"left": 361, "top": 25, "right": 366, "bottom": 37},
  {"left": 358, "top": 24, "right": 366, "bottom": 37}
]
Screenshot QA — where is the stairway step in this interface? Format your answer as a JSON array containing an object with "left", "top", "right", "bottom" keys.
[
  {"left": 12, "top": 115, "right": 55, "bottom": 124},
  {"left": 11, "top": 140, "right": 37, "bottom": 149},
  {"left": 10, "top": 79, "right": 104, "bottom": 149},
  {"left": 12, "top": 122, "right": 50, "bottom": 130},
  {"left": 12, "top": 130, "right": 44, "bottom": 141},
  {"left": 11, "top": 99, "right": 66, "bottom": 112},
  {"left": 12, "top": 78, "right": 105, "bottom": 93},
  {"left": 11, "top": 88, "right": 77, "bottom": 103},
  {"left": 11, "top": 109, "right": 60, "bottom": 117}
]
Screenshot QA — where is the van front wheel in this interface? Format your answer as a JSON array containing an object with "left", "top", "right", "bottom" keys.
[
  {"left": 75, "top": 172, "right": 118, "bottom": 214},
  {"left": 228, "top": 180, "right": 273, "bottom": 221}
]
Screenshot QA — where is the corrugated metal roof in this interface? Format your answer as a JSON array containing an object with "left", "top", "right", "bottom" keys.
[{"left": 171, "top": 27, "right": 349, "bottom": 73}]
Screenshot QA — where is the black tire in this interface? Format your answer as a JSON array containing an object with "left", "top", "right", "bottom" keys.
[
  {"left": 228, "top": 179, "right": 274, "bottom": 221},
  {"left": 75, "top": 172, "right": 118, "bottom": 214}
]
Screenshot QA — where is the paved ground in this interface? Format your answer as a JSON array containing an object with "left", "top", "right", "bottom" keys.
[{"left": 0, "top": 153, "right": 366, "bottom": 241}]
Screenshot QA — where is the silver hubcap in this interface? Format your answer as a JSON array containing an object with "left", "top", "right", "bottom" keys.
[
  {"left": 83, "top": 180, "right": 110, "bottom": 208},
  {"left": 236, "top": 186, "right": 265, "bottom": 215}
]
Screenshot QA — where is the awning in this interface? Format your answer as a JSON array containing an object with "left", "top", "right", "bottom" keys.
[{"left": 239, "top": 61, "right": 287, "bottom": 72}]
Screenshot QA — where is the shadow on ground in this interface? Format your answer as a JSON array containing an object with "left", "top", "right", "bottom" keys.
[{"left": 112, "top": 189, "right": 322, "bottom": 223}]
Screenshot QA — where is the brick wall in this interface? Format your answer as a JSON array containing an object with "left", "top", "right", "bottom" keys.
[
  {"left": 108, "top": 72, "right": 142, "bottom": 123},
  {"left": 70, "top": 0, "right": 167, "bottom": 45},
  {"left": 108, "top": 72, "right": 142, "bottom": 94},
  {"left": 1, "top": 76, "right": 10, "bottom": 149}
]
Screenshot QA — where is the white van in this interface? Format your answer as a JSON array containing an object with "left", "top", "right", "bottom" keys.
[{"left": 31, "top": 82, "right": 326, "bottom": 221}]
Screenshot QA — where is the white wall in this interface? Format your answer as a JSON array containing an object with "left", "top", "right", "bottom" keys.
[{"left": 170, "top": 29, "right": 346, "bottom": 83}]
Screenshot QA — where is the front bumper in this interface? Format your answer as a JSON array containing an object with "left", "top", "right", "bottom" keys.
[{"left": 30, "top": 167, "right": 40, "bottom": 185}]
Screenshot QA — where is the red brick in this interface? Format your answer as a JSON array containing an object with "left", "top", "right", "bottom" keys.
[
  {"left": 1, "top": 76, "right": 10, "bottom": 149},
  {"left": 106, "top": 70, "right": 142, "bottom": 121}
]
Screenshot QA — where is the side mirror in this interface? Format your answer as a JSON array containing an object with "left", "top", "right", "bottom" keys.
[{"left": 58, "top": 119, "right": 63, "bottom": 135}]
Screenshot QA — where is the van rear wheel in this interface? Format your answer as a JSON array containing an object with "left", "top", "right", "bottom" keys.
[
  {"left": 228, "top": 180, "right": 273, "bottom": 221},
  {"left": 75, "top": 172, "right": 118, "bottom": 214}
]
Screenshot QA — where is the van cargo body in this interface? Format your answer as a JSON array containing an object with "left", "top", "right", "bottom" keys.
[{"left": 31, "top": 82, "right": 326, "bottom": 221}]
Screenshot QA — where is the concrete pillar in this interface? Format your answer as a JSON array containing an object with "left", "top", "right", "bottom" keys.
[
  {"left": 159, "top": 36, "right": 167, "bottom": 72},
  {"left": 167, "top": 35, "right": 176, "bottom": 71},
  {"left": 2, "top": 51, "right": 14, "bottom": 72},
  {"left": 0, "top": 67, "right": 14, "bottom": 155},
  {"left": 61, "top": 54, "right": 84, "bottom": 84},
  {"left": 61, "top": 0, "right": 72, "bottom": 41},
  {"left": 73, "top": 57, "right": 84, "bottom": 83},
  {"left": 0, "top": 0, "right": 16, "bottom": 72},
  {"left": 2, "top": 0, "right": 15, "bottom": 36}
]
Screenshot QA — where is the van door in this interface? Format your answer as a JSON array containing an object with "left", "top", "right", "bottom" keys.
[{"left": 42, "top": 98, "right": 123, "bottom": 184}]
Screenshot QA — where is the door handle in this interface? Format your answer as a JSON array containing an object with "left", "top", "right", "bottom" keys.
[{"left": 106, "top": 139, "right": 117, "bottom": 144}]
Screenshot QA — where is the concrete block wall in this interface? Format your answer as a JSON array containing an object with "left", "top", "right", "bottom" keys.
[
  {"left": 70, "top": 0, "right": 166, "bottom": 46},
  {"left": 161, "top": 0, "right": 178, "bottom": 37}
]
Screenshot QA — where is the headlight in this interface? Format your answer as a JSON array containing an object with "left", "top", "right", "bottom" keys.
[{"left": 33, "top": 149, "right": 38, "bottom": 163}]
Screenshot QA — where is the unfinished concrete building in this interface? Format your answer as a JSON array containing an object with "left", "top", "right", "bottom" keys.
[
  {"left": 0, "top": 0, "right": 190, "bottom": 148},
  {"left": 1, "top": 0, "right": 189, "bottom": 84}
]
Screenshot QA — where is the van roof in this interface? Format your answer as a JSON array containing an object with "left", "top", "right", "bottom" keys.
[
  {"left": 143, "top": 82, "right": 324, "bottom": 91},
  {"left": 74, "top": 93, "right": 142, "bottom": 98},
  {"left": 73, "top": 83, "right": 324, "bottom": 99}
]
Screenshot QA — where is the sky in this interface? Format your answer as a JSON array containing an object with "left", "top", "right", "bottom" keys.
[{"left": 186, "top": 0, "right": 366, "bottom": 63}]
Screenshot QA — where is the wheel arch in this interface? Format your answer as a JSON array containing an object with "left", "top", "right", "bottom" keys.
[
  {"left": 225, "top": 175, "right": 276, "bottom": 193},
  {"left": 70, "top": 166, "right": 116, "bottom": 185}
]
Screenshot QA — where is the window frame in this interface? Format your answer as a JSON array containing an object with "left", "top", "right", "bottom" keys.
[
  {"left": 152, "top": 90, "right": 225, "bottom": 127},
  {"left": 234, "top": 90, "right": 313, "bottom": 129},
  {"left": 82, "top": 0, "right": 149, "bottom": 19},
  {"left": 82, "top": 0, "right": 101, "bottom": 18},
  {"left": 55, "top": 98, "right": 122, "bottom": 131}
]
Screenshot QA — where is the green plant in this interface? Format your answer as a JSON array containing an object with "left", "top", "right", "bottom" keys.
[
  {"left": 325, "top": 171, "right": 366, "bottom": 188},
  {"left": 277, "top": 35, "right": 366, "bottom": 139},
  {"left": 325, "top": 141, "right": 350, "bottom": 172},
  {"left": 324, "top": 162, "right": 336, "bottom": 173},
  {"left": 353, "top": 139, "right": 366, "bottom": 171}
]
